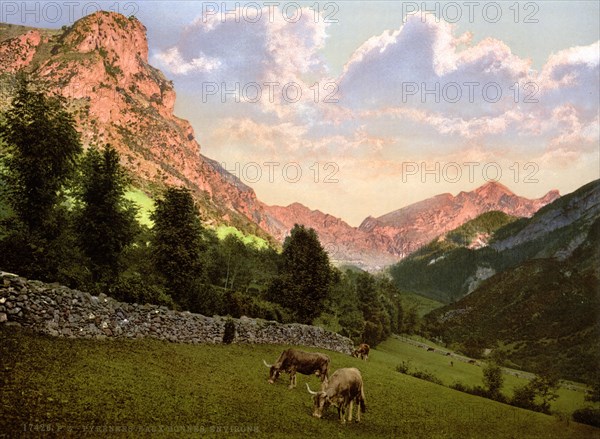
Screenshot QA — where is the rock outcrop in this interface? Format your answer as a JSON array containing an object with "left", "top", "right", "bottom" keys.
[{"left": 0, "top": 272, "right": 354, "bottom": 354}]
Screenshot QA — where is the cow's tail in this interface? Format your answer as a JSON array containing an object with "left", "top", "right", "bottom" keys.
[{"left": 359, "top": 383, "right": 366, "bottom": 413}]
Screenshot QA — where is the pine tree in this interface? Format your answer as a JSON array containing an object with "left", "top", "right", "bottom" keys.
[
  {"left": 150, "top": 186, "right": 206, "bottom": 311},
  {"left": 75, "top": 144, "right": 138, "bottom": 289},
  {"left": 267, "top": 224, "right": 333, "bottom": 324}
]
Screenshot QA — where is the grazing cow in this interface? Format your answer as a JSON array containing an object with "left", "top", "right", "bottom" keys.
[
  {"left": 351, "top": 343, "right": 370, "bottom": 361},
  {"left": 468, "top": 359, "right": 476, "bottom": 365},
  {"left": 307, "top": 367, "right": 366, "bottom": 423},
  {"left": 427, "top": 347, "right": 435, "bottom": 352},
  {"left": 263, "top": 348, "right": 330, "bottom": 389}
]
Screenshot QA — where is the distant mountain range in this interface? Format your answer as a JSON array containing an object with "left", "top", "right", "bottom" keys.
[
  {"left": 0, "top": 12, "right": 561, "bottom": 269},
  {"left": 423, "top": 179, "right": 600, "bottom": 382}
]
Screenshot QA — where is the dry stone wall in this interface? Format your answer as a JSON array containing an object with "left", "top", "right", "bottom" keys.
[{"left": 0, "top": 272, "right": 354, "bottom": 354}]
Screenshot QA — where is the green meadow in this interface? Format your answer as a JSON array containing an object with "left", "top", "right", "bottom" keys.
[
  {"left": 124, "top": 188, "right": 269, "bottom": 250},
  {"left": 1, "top": 327, "right": 597, "bottom": 438},
  {"left": 376, "top": 337, "right": 592, "bottom": 416}
]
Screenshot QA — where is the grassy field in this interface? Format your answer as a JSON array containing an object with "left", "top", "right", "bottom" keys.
[
  {"left": 1, "top": 327, "right": 597, "bottom": 438},
  {"left": 377, "top": 337, "right": 594, "bottom": 415}
]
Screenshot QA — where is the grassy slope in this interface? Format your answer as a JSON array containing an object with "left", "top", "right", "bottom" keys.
[
  {"left": 125, "top": 188, "right": 155, "bottom": 227},
  {"left": 378, "top": 337, "right": 594, "bottom": 415},
  {"left": 399, "top": 291, "right": 444, "bottom": 317},
  {"left": 1, "top": 327, "right": 596, "bottom": 438},
  {"left": 125, "top": 188, "right": 270, "bottom": 250}
]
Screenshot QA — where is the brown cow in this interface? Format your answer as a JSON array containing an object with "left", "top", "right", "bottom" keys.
[
  {"left": 263, "top": 348, "right": 330, "bottom": 389},
  {"left": 307, "top": 367, "right": 366, "bottom": 423},
  {"left": 351, "top": 343, "right": 370, "bottom": 361}
]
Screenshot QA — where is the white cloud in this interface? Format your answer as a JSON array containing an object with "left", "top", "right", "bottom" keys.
[{"left": 154, "top": 47, "right": 221, "bottom": 75}]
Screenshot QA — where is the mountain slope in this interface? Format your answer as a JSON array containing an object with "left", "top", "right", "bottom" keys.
[
  {"left": 264, "top": 183, "right": 559, "bottom": 269},
  {"left": 389, "top": 211, "right": 520, "bottom": 302},
  {"left": 360, "top": 181, "right": 560, "bottom": 258},
  {"left": 0, "top": 14, "right": 275, "bottom": 243},
  {"left": 390, "top": 180, "right": 600, "bottom": 303},
  {"left": 425, "top": 212, "right": 600, "bottom": 383},
  {"left": 261, "top": 203, "right": 397, "bottom": 269}
]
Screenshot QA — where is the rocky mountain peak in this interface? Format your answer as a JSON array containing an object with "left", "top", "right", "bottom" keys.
[
  {"left": 0, "top": 12, "right": 278, "bottom": 243},
  {"left": 474, "top": 181, "right": 514, "bottom": 198},
  {"left": 64, "top": 12, "right": 148, "bottom": 64}
]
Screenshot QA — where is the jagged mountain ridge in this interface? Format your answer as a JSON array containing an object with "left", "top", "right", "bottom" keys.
[
  {"left": 0, "top": 13, "right": 561, "bottom": 269},
  {"left": 359, "top": 181, "right": 560, "bottom": 258}
]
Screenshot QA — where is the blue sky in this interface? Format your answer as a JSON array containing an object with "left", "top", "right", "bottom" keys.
[{"left": 3, "top": 1, "right": 599, "bottom": 225}]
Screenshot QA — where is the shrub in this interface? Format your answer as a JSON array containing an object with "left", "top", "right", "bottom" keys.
[
  {"left": 572, "top": 407, "right": 600, "bottom": 428},
  {"left": 411, "top": 369, "right": 443, "bottom": 385},
  {"left": 511, "top": 384, "right": 542, "bottom": 412},
  {"left": 396, "top": 360, "right": 411, "bottom": 374},
  {"left": 450, "top": 381, "right": 468, "bottom": 392},
  {"left": 483, "top": 363, "right": 504, "bottom": 397},
  {"left": 222, "top": 319, "right": 236, "bottom": 344}
]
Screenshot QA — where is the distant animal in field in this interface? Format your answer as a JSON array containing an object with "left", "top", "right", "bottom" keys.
[
  {"left": 427, "top": 347, "right": 434, "bottom": 352},
  {"left": 307, "top": 367, "right": 366, "bottom": 423},
  {"left": 351, "top": 343, "right": 370, "bottom": 361},
  {"left": 263, "top": 348, "right": 329, "bottom": 389}
]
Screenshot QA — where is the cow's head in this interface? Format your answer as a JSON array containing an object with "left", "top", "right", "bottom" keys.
[
  {"left": 351, "top": 350, "right": 359, "bottom": 358},
  {"left": 262, "top": 360, "right": 280, "bottom": 384},
  {"left": 307, "top": 384, "right": 330, "bottom": 418}
]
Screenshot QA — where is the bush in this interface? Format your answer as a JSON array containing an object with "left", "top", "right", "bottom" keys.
[
  {"left": 572, "top": 407, "right": 600, "bottom": 428},
  {"left": 396, "top": 360, "right": 411, "bottom": 374},
  {"left": 483, "top": 363, "right": 504, "bottom": 397},
  {"left": 450, "top": 381, "right": 468, "bottom": 392},
  {"left": 411, "top": 369, "right": 443, "bottom": 385},
  {"left": 222, "top": 319, "right": 236, "bottom": 344},
  {"left": 511, "top": 384, "right": 542, "bottom": 412},
  {"left": 110, "top": 274, "right": 174, "bottom": 308}
]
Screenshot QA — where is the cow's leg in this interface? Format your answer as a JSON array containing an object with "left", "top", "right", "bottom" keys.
[
  {"left": 348, "top": 400, "right": 354, "bottom": 422},
  {"left": 356, "top": 400, "right": 361, "bottom": 422},
  {"left": 288, "top": 370, "right": 296, "bottom": 389}
]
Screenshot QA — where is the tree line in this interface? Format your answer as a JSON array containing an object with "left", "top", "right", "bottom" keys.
[{"left": 0, "top": 78, "right": 414, "bottom": 347}]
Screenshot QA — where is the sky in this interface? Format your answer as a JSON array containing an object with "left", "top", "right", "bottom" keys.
[{"left": 2, "top": 1, "right": 599, "bottom": 226}]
